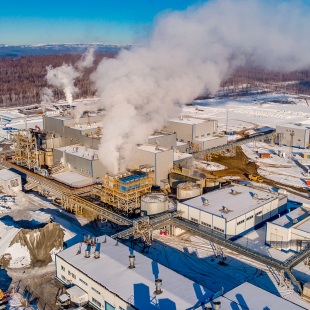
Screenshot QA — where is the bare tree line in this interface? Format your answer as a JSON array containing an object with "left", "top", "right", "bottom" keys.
[{"left": 0, "top": 55, "right": 310, "bottom": 108}]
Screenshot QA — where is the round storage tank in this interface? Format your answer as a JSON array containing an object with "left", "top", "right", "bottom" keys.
[
  {"left": 141, "top": 193, "right": 168, "bottom": 215},
  {"left": 38, "top": 152, "right": 45, "bottom": 166},
  {"left": 45, "top": 150, "right": 54, "bottom": 167},
  {"left": 177, "top": 182, "right": 201, "bottom": 200}
]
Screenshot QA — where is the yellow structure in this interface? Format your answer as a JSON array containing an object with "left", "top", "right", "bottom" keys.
[
  {"left": 98, "top": 171, "right": 153, "bottom": 217},
  {"left": 12, "top": 130, "right": 38, "bottom": 169}
]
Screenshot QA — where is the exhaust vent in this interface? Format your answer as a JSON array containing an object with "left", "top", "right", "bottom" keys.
[
  {"left": 213, "top": 301, "right": 221, "bottom": 310},
  {"left": 154, "top": 279, "right": 163, "bottom": 295},
  {"left": 129, "top": 255, "right": 135, "bottom": 269},
  {"left": 84, "top": 250, "right": 90, "bottom": 258}
]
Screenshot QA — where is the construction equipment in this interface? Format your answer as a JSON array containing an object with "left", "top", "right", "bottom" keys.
[{"left": 248, "top": 174, "right": 263, "bottom": 183}]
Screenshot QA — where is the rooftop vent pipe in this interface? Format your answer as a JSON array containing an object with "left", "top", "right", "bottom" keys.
[
  {"left": 129, "top": 255, "right": 135, "bottom": 269},
  {"left": 154, "top": 279, "right": 163, "bottom": 295},
  {"left": 213, "top": 301, "right": 221, "bottom": 310},
  {"left": 94, "top": 250, "right": 100, "bottom": 259},
  {"left": 203, "top": 199, "right": 209, "bottom": 206},
  {"left": 84, "top": 250, "right": 90, "bottom": 258}
]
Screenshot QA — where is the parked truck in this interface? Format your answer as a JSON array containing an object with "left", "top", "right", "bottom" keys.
[{"left": 248, "top": 174, "right": 263, "bottom": 183}]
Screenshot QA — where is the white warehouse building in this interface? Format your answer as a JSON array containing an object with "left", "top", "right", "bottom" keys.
[
  {"left": 276, "top": 123, "right": 310, "bottom": 148},
  {"left": 55, "top": 235, "right": 212, "bottom": 310},
  {"left": 0, "top": 169, "right": 22, "bottom": 195},
  {"left": 163, "top": 117, "right": 227, "bottom": 151},
  {"left": 266, "top": 204, "right": 310, "bottom": 252},
  {"left": 177, "top": 185, "right": 287, "bottom": 239}
]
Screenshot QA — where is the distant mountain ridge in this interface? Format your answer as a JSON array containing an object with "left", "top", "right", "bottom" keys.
[{"left": 0, "top": 43, "right": 131, "bottom": 58}]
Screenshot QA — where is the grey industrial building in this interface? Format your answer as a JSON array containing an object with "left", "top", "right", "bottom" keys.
[
  {"left": 276, "top": 123, "right": 310, "bottom": 148},
  {"left": 163, "top": 116, "right": 227, "bottom": 151},
  {"left": 177, "top": 185, "right": 287, "bottom": 239}
]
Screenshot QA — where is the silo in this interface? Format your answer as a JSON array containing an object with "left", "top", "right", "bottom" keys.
[
  {"left": 38, "top": 151, "right": 45, "bottom": 166},
  {"left": 141, "top": 193, "right": 168, "bottom": 215},
  {"left": 45, "top": 149, "right": 54, "bottom": 167},
  {"left": 177, "top": 182, "right": 202, "bottom": 200}
]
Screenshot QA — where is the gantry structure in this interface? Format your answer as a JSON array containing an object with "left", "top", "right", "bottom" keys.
[
  {"left": 12, "top": 131, "right": 38, "bottom": 169},
  {"left": 97, "top": 171, "right": 153, "bottom": 217}
]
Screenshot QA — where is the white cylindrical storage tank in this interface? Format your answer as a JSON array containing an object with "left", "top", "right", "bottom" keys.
[
  {"left": 141, "top": 193, "right": 168, "bottom": 215},
  {"left": 177, "top": 182, "right": 202, "bottom": 200}
]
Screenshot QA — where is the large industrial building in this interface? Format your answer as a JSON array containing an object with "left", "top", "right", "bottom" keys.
[
  {"left": 276, "top": 123, "right": 310, "bottom": 148},
  {"left": 163, "top": 116, "right": 227, "bottom": 151},
  {"left": 177, "top": 184, "right": 287, "bottom": 239},
  {"left": 204, "top": 282, "right": 306, "bottom": 309},
  {"left": 56, "top": 235, "right": 213, "bottom": 310},
  {"left": 266, "top": 204, "right": 310, "bottom": 252}
]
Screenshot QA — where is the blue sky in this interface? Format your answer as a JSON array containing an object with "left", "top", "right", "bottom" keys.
[{"left": 0, "top": 0, "right": 204, "bottom": 45}]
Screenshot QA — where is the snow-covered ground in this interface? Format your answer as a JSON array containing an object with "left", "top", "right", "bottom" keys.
[
  {"left": 194, "top": 160, "right": 226, "bottom": 171},
  {"left": 185, "top": 93, "right": 310, "bottom": 131}
]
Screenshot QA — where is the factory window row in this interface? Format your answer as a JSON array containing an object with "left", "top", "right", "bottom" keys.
[
  {"left": 61, "top": 265, "right": 65, "bottom": 271},
  {"left": 67, "top": 270, "right": 76, "bottom": 279},
  {"left": 91, "top": 297, "right": 101, "bottom": 308},
  {"left": 119, "top": 307, "right": 125, "bottom": 310},
  {"left": 246, "top": 215, "right": 254, "bottom": 221},
  {"left": 91, "top": 287, "right": 101, "bottom": 295},
  {"left": 213, "top": 226, "right": 224, "bottom": 233},
  {"left": 237, "top": 219, "right": 245, "bottom": 225},
  {"left": 201, "top": 221, "right": 211, "bottom": 228},
  {"left": 256, "top": 211, "right": 262, "bottom": 216},
  {"left": 190, "top": 217, "right": 198, "bottom": 223},
  {"left": 79, "top": 278, "right": 88, "bottom": 286}
]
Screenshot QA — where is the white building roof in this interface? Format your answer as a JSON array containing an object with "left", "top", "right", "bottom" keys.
[
  {"left": 138, "top": 144, "right": 171, "bottom": 154},
  {"left": 169, "top": 117, "right": 206, "bottom": 125},
  {"left": 0, "top": 169, "right": 20, "bottom": 181},
  {"left": 52, "top": 171, "right": 93, "bottom": 187},
  {"left": 277, "top": 123, "right": 310, "bottom": 130},
  {"left": 173, "top": 152, "right": 192, "bottom": 162},
  {"left": 180, "top": 185, "right": 279, "bottom": 221},
  {"left": 56, "top": 145, "right": 99, "bottom": 161},
  {"left": 193, "top": 136, "right": 224, "bottom": 142},
  {"left": 205, "top": 282, "right": 306, "bottom": 310},
  {"left": 66, "top": 285, "right": 88, "bottom": 298},
  {"left": 272, "top": 206, "right": 310, "bottom": 229},
  {"left": 56, "top": 236, "right": 213, "bottom": 309}
]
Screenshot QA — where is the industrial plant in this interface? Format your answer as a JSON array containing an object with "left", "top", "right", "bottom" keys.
[{"left": 0, "top": 98, "right": 309, "bottom": 310}]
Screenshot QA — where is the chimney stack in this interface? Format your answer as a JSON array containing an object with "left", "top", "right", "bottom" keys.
[
  {"left": 84, "top": 250, "right": 90, "bottom": 258},
  {"left": 94, "top": 250, "right": 100, "bottom": 259},
  {"left": 154, "top": 279, "right": 163, "bottom": 295},
  {"left": 213, "top": 301, "right": 221, "bottom": 310},
  {"left": 129, "top": 255, "right": 135, "bottom": 269}
]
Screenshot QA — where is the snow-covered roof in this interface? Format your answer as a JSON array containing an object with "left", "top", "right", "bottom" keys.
[
  {"left": 0, "top": 169, "right": 20, "bottom": 181},
  {"left": 169, "top": 117, "right": 206, "bottom": 125},
  {"left": 272, "top": 206, "right": 310, "bottom": 229},
  {"left": 193, "top": 135, "right": 224, "bottom": 142},
  {"left": 52, "top": 171, "right": 93, "bottom": 187},
  {"left": 204, "top": 282, "right": 306, "bottom": 310},
  {"left": 138, "top": 144, "right": 171, "bottom": 154},
  {"left": 56, "top": 236, "right": 213, "bottom": 309},
  {"left": 173, "top": 152, "right": 192, "bottom": 162},
  {"left": 277, "top": 123, "right": 310, "bottom": 130},
  {"left": 56, "top": 145, "right": 99, "bottom": 161},
  {"left": 66, "top": 285, "right": 88, "bottom": 298},
  {"left": 68, "top": 122, "right": 101, "bottom": 131},
  {"left": 179, "top": 185, "right": 280, "bottom": 221}
]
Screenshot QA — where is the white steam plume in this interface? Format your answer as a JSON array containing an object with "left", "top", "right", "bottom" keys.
[
  {"left": 46, "top": 64, "right": 80, "bottom": 106},
  {"left": 77, "top": 47, "right": 96, "bottom": 70},
  {"left": 92, "top": 0, "right": 310, "bottom": 174},
  {"left": 40, "top": 87, "right": 54, "bottom": 111}
]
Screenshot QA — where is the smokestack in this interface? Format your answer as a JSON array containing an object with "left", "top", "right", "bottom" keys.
[
  {"left": 129, "top": 255, "right": 135, "bottom": 268},
  {"left": 213, "top": 301, "right": 221, "bottom": 310},
  {"left": 154, "top": 279, "right": 163, "bottom": 295},
  {"left": 84, "top": 250, "right": 90, "bottom": 258},
  {"left": 94, "top": 250, "right": 100, "bottom": 259}
]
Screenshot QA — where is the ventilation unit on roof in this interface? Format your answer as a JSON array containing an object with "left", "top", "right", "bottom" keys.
[
  {"left": 203, "top": 199, "right": 209, "bottom": 206},
  {"left": 154, "top": 279, "right": 163, "bottom": 295}
]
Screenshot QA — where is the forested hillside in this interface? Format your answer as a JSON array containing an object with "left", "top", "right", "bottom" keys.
[
  {"left": 0, "top": 54, "right": 113, "bottom": 108},
  {"left": 0, "top": 54, "right": 310, "bottom": 109}
]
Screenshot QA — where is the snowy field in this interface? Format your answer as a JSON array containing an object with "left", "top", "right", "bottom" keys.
[
  {"left": 183, "top": 93, "right": 310, "bottom": 191},
  {"left": 185, "top": 93, "right": 310, "bottom": 131}
]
